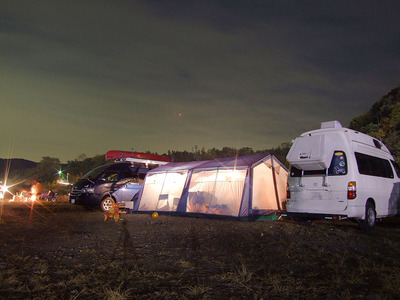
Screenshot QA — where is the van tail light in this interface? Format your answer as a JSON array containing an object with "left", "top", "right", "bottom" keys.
[
  {"left": 286, "top": 183, "right": 291, "bottom": 199},
  {"left": 347, "top": 181, "right": 356, "bottom": 199}
]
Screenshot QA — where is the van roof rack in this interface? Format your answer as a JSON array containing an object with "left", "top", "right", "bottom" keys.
[{"left": 105, "top": 150, "right": 171, "bottom": 167}]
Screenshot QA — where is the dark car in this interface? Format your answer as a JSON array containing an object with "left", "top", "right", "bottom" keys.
[{"left": 69, "top": 162, "right": 148, "bottom": 211}]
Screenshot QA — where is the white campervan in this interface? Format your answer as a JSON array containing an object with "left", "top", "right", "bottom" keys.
[{"left": 286, "top": 120, "right": 400, "bottom": 230}]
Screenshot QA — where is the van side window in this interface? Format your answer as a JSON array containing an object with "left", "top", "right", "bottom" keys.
[
  {"left": 390, "top": 160, "right": 400, "bottom": 178},
  {"left": 355, "top": 152, "right": 394, "bottom": 179},
  {"left": 290, "top": 151, "right": 347, "bottom": 177},
  {"left": 100, "top": 171, "right": 119, "bottom": 182},
  {"left": 123, "top": 172, "right": 135, "bottom": 179},
  {"left": 123, "top": 171, "right": 140, "bottom": 183}
]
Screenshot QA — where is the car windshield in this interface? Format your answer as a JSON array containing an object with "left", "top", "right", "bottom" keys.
[{"left": 81, "top": 165, "right": 109, "bottom": 181}]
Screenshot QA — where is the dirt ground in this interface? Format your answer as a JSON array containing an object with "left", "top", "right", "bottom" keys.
[{"left": 1, "top": 201, "right": 400, "bottom": 300}]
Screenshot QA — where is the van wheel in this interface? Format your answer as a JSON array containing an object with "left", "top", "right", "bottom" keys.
[
  {"left": 101, "top": 197, "right": 115, "bottom": 212},
  {"left": 358, "top": 202, "right": 376, "bottom": 231}
]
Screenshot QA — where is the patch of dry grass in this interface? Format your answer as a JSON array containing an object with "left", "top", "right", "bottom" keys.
[{"left": 1, "top": 203, "right": 400, "bottom": 299}]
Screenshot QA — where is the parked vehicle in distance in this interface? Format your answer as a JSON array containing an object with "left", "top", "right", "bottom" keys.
[
  {"left": 286, "top": 120, "right": 400, "bottom": 230},
  {"left": 69, "top": 162, "right": 148, "bottom": 211}
]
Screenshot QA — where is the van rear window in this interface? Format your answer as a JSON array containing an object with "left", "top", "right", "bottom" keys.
[
  {"left": 355, "top": 152, "right": 394, "bottom": 178},
  {"left": 290, "top": 151, "right": 347, "bottom": 177}
]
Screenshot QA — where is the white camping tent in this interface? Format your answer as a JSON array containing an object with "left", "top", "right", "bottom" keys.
[{"left": 134, "top": 153, "right": 288, "bottom": 217}]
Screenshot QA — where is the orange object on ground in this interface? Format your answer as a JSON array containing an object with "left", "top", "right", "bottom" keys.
[{"left": 104, "top": 203, "right": 123, "bottom": 222}]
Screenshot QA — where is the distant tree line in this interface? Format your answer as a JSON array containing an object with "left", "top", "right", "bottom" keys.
[
  {"left": 167, "top": 144, "right": 291, "bottom": 166},
  {"left": 2, "top": 155, "right": 107, "bottom": 196}
]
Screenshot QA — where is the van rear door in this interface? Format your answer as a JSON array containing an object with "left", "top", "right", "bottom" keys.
[
  {"left": 288, "top": 151, "right": 349, "bottom": 213},
  {"left": 287, "top": 134, "right": 336, "bottom": 171}
]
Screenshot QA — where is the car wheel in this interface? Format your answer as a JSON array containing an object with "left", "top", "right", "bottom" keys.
[
  {"left": 101, "top": 197, "right": 115, "bottom": 212},
  {"left": 358, "top": 202, "right": 376, "bottom": 231}
]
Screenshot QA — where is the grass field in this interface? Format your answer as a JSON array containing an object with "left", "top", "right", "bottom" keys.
[{"left": 0, "top": 200, "right": 400, "bottom": 299}]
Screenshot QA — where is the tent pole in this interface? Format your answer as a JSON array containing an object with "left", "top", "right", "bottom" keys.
[
  {"left": 271, "top": 157, "right": 282, "bottom": 211},
  {"left": 177, "top": 170, "right": 192, "bottom": 213},
  {"left": 238, "top": 167, "right": 250, "bottom": 217},
  {"left": 248, "top": 166, "right": 253, "bottom": 216}
]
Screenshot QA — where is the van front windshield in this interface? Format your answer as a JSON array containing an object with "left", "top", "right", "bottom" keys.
[
  {"left": 81, "top": 165, "right": 109, "bottom": 181},
  {"left": 290, "top": 151, "right": 347, "bottom": 177}
]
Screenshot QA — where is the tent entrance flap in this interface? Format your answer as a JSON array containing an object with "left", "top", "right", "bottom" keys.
[
  {"left": 138, "top": 171, "right": 188, "bottom": 211},
  {"left": 187, "top": 169, "right": 247, "bottom": 216},
  {"left": 252, "top": 159, "right": 278, "bottom": 211}
]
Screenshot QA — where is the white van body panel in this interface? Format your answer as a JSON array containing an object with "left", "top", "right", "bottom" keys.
[
  {"left": 286, "top": 134, "right": 336, "bottom": 171},
  {"left": 286, "top": 121, "right": 400, "bottom": 220}
]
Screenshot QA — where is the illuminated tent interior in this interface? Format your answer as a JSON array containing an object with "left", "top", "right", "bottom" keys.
[{"left": 134, "top": 153, "right": 288, "bottom": 217}]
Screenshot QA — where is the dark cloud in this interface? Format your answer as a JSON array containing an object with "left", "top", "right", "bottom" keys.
[{"left": 0, "top": 0, "right": 399, "bottom": 162}]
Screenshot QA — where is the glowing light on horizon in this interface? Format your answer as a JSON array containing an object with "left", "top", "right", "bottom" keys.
[
  {"left": 57, "top": 180, "right": 72, "bottom": 185},
  {"left": 0, "top": 183, "right": 8, "bottom": 199}
]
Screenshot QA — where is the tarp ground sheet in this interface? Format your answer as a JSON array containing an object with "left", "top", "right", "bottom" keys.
[{"left": 134, "top": 153, "right": 288, "bottom": 217}]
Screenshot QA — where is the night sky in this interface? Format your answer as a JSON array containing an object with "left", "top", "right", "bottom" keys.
[{"left": 1, "top": 0, "right": 399, "bottom": 163}]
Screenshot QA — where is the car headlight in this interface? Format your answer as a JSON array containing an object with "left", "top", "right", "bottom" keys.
[{"left": 82, "top": 187, "right": 94, "bottom": 193}]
